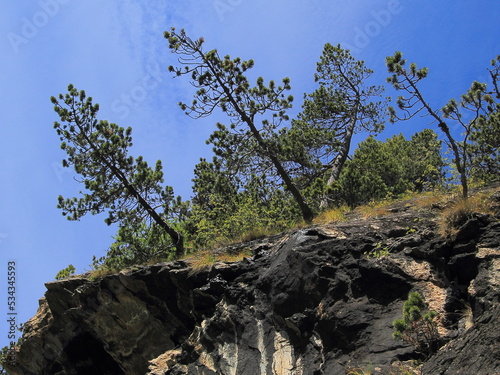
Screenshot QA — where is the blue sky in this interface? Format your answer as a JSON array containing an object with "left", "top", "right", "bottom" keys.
[{"left": 1, "top": 0, "right": 499, "bottom": 348}]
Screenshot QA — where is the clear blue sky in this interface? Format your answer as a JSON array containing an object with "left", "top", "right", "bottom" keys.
[{"left": 1, "top": 0, "right": 499, "bottom": 348}]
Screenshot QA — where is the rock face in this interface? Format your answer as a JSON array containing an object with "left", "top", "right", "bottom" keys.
[{"left": 5, "top": 193, "right": 500, "bottom": 375}]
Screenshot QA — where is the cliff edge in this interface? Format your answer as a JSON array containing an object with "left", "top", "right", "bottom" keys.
[{"left": 5, "top": 190, "right": 500, "bottom": 374}]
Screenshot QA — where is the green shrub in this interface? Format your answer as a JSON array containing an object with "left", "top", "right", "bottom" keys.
[
  {"left": 55, "top": 264, "right": 75, "bottom": 280},
  {"left": 91, "top": 221, "right": 181, "bottom": 272},
  {"left": 393, "top": 292, "right": 440, "bottom": 356},
  {"left": 364, "top": 242, "right": 389, "bottom": 258}
]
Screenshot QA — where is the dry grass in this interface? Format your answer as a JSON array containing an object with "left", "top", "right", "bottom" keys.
[
  {"left": 86, "top": 267, "right": 119, "bottom": 280},
  {"left": 437, "top": 191, "right": 495, "bottom": 236},
  {"left": 345, "top": 365, "right": 375, "bottom": 375},
  {"left": 185, "top": 251, "right": 218, "bottom": 272},
  {"left": 344, "top": 362, "right": 421, "bottom": 375},
  {"left": 390, "top": 362, "right": 422, "bottom": 375},
  {"left": 412, "top": 191, "right": 452, "bottom": 210},
  {"left": 314, "top": 205, "right": 350, "bottom": 224},
  {"left": 85, "top": 248, "right": 254, "bottom": 278},
  {"left": 186, "top": 248, "right": 253, "bottom": 273},
  {"left": 445, "top": 300, "right": 474, "bottom": 332},
  {"left": 235, "top": 228, "right": 276, "bottom": 243},
  {"left": 204, "top": 226, "right": 292, "bottom": 251},
  {"left": 356, "top": 201, "right": 392, "bottom": 219},
  {"left": 460, "top": 302, "right": 474, "bottom": 331},
  {"left": 217, "top": 250, "right": 253, "bottom": 263}
]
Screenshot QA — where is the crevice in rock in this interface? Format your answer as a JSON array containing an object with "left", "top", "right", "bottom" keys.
[{"left": 65, "top": 333, "right": 124, "bottom": 375}]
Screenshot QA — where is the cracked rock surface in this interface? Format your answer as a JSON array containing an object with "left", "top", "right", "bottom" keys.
[{"left": 5, "top": 192, "right": 500, "bottom": 375}]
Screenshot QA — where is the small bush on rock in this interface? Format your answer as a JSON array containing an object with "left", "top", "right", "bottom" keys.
[
  {"left": 393, "top": 291, "right": 440, "bottom": 356},
  {"left": 55, "top": 264, "right": 75, "bottom": 280}
]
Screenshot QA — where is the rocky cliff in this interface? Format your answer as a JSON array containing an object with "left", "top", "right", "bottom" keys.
[{"left": 5, "top": 190, "right": 500, "bottom": 375}]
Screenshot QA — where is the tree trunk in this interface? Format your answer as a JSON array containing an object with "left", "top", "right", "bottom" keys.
[
  {"left": 320, "top": 116, "right": 356, "bottom": 208},
  {"left": 243, "top": 112, "right": 315, "bottom": 223},
  {"left": 209, "top": 63, "right": 315, "bottom": 223},
  {"left": 407, "top": 79, "right": 469, "bottom": 199},
  {"left": 76, "top": 116, "right": 184, "bottom": 257},
  {"left": 108, "top": 163, "right": 185, "bottom": 257}
]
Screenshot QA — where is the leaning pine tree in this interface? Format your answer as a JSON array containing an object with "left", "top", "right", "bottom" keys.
[
  {"left": 283, "top": 44, "right": 386, "bottom": 208},
  {"left": 385, "top": 52, "right": 499, "bottom": 198},
  {"left": 164, "top": 28, "right": 315, "bottom": 223},
  {"left": 51, "top": 84, "right": 184, "bottom": 258}
]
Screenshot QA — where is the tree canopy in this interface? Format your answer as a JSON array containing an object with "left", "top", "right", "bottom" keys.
[
  {"left": 282, "top": 43, "right": 386, "bottom": 207},
  {"left": 386, "top": 52, "right": 500, "bottom": 198},
  {"left": 332, "top": 129, "right": 444, "bottom": 207},
  {"left": 468, "top": 56, "right": 500, "bottom": 183},
  {"left": 51, "top": 84, "right": 184, "bottom": 258},
  {"left": 46, "top": 33, "right": 500, "bottom": 273},
  {"left": 164, "top": 27, "right": 315, "bottom": 223}
]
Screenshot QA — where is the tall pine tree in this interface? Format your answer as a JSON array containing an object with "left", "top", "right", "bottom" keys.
[
  {"left": 165, "top": 28, "right": 315, "bottom": 223},
  {"left": 51, "top": 84, "right": 184, "bottom": 258},
  {"left": 385, "top": 52, "right": 499, "bottom": 197},
  {"left": 283, "top": 44, "right": 386, "bottom": 207}
]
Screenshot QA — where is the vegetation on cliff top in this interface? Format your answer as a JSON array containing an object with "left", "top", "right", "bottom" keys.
[{"left": 49, "top": 29, "right": 499, "bottom": 274}]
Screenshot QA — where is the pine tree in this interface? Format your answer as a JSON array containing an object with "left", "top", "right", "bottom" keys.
[
  {"left": 284, "top": 44, "right": 386, "bottom": 207},
  {"left": 188, "top": 156, "right": 299, "bottom": 248},
  {"left": 385, "top": 52, "right": 499, "bottom": 198},
  {"left": 164, "top": 28, "right": 314, "bottom": 223},
  {"left": 333, "top": 129, "right": 444, "bottom": 207},
  {"left": 51, "top": 84, "right": 184, "bottom": 258},
  {"left": 393, "top": 292, "right": 439, "bottom": 356},
  {"left": 468, "top": 56, "right": 500, "bottom": 182}
]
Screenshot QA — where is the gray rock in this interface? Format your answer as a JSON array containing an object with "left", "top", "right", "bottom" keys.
[{"left": 5, "top": 196, "right": 500, "bottom": 375}]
